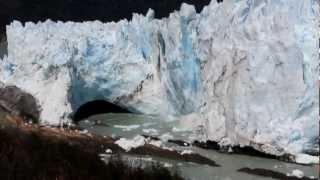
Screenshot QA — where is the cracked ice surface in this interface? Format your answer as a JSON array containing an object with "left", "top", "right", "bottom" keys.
[{"left": 0, "top": 0, "right": 319, "bottom": 157}]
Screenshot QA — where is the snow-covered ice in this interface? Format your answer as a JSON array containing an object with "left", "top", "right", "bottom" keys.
[{"left": 0, "top": 0, "right": 319, "bottom": 159}]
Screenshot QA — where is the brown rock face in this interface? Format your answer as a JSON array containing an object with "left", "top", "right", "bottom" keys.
[
  {"left": 0, "top": 84, "right": 40, "bottom": 122},
  {"left": 0, "top": 32, "right": 6, "bottom": 58}
]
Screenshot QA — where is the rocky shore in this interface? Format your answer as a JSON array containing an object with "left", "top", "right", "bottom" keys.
[
  {"left": 0, "top": 85, "right": 221, "bottom": 179},
  {"left": 0, "top": 111, "right": 184, "bottom": 180}
]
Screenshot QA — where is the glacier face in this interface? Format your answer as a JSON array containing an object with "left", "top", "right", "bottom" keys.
[{"left": 0, "top": 0, "right": 319, "bottom": 156}]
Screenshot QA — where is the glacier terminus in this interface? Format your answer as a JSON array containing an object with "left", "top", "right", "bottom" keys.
[{"left": 0, "top": 0, "right": 319, "bottom": 161}]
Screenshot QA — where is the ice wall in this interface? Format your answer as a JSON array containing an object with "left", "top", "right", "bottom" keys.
[
  {"left": 0, "top": 0, "right": 319, "bottom": 156},
  {"left": 197, "top": 0, "right": 319, "bottom": 155}
]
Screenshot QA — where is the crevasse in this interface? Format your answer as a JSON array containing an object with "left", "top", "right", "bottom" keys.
[{"left": 0, "top": 0, "right": 319, "bottom": 158}]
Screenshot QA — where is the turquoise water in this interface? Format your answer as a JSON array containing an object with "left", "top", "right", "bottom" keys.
[{"left": 79, "top": 113, "right": 319, "bottom": 180}]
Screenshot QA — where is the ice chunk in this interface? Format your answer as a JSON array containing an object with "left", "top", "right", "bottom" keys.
[
  {"left": 114, "top": 124, "right": 141, "bottom": 131},
  {"left": 149, "top": 140, "right": 162, "bottom": 147},
  {"left": 115, "top": 135, "right": 146, "bottom": 152},
  {"left": 142, "top": 128, "right": 158, "bottom": 135},
  {"left": 295, "top": 154, "right": 319, "bottom": 164},
  {"left": 105, "top": 149, "right": 113, "bottom": 154},
  {"left": 163, "top": 162, "right": 173, "bottom": 168},
  {"left": 180, "top": 150, "right": 193, "bottom": 155},
  {"left": 287, "top": 169, "right": 304, "bottom": 178}
]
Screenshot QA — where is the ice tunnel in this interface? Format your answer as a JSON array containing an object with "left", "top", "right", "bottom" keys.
[{"left": 72, "top": 100, "right": 131, "bottom": 122}]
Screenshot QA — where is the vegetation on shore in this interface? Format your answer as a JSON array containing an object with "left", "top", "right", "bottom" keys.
[{"left": 0, "top": 112, "right": 184, "bottom": 180}]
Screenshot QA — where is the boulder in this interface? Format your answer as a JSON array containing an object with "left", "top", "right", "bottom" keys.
[{"left": 0, "top": 83, "right": 40, "bottom": 122}]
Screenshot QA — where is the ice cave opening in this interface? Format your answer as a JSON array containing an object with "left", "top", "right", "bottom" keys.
[{"left": 72, "top": 100, "right": 131, "bottom": 122}]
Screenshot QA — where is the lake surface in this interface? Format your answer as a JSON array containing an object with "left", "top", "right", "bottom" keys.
[{"left": 79, "top": 113, "right": 319, "bottom": 180}]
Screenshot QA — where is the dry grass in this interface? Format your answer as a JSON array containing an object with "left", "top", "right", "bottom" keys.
[{"left": 0, "top": 115, "right": 184, "bottom": 180}]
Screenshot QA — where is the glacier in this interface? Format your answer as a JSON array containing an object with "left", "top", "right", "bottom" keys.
[{"left": 0, "top": 0, "right": 319, "bottom": 158}]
